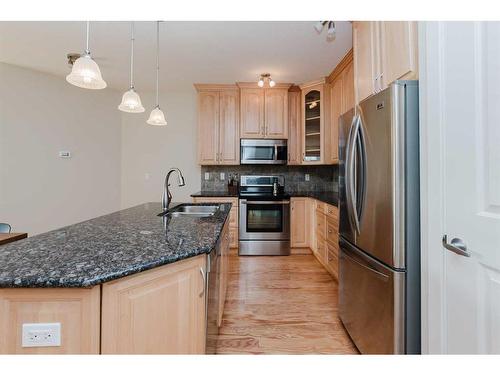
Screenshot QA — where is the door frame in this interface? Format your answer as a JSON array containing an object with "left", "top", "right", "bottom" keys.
[{"left": 418, "top": 21, "right": 447, "bottom": 354}]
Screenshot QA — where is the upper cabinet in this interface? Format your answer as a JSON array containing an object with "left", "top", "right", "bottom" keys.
[
  {"left": 195, "top": 84, "right": 239, "bottom": 166},
  {"left": 326, "top": 50, "right": 354, "bottom": 164},
  {"left": 238, "top": 83, "right": 291, "bottom": 139},
  {"left": 287, "top": 88, "right": 302, "bottom": 165},
  {"left": 300, "top": 80, "right": 328, "bottom": 164},
  {"left": 353, "top": 21, "right": 418, "bottom": 104}
]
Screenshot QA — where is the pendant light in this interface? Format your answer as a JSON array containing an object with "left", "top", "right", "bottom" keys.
[
  {"left": 147, "top": 21, "right": 167, "bottom": 126},
  {"left": 119, "top": 22, "right": 145, "bottom": 113},
  {"left": 66, "top": 21, "right": 107, "bottom": 89}
]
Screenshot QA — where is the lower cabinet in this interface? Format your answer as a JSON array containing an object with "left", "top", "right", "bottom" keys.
[
  {"left": 290, "top": 197, "right": 339, "bottom": 280},
  {"left": 101, "top": 255, "right": 207, "bottom": 354}
]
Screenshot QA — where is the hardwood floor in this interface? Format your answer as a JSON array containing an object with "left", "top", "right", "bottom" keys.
[{"left": 216, "top": 251, "right": 359, "bottom": 354}]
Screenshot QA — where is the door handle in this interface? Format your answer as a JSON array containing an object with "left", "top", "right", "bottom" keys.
[
  {"left": 199, "top": 267, "right": 206, "bottom": 297},
  {"left": 442, "top": 235, "right": 470, "bottom": 257}
]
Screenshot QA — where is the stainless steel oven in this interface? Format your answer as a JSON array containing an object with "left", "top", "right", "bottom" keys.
[
  {"left": 240, "top": 139, "right": 287, "bottom": 165},
  {"left": 239, "top": 175, "right": 290, "bottom": 256}
]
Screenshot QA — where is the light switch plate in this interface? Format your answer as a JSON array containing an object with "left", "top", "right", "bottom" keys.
[
  {"left": 204, "top": 172, "right": 210, "bottom": 180},
  {"left": 22, "top": 323, "right": 61, "bottom": 347},
  {"left": 305, "top": 174, "right": 310, "bottom": 182}
]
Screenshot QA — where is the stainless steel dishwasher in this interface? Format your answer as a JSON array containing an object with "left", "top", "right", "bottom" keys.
[{"left": 205, "top": 238, "right": 221, "bottom": 353}]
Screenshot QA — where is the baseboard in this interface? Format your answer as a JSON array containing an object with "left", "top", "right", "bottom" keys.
[{"left": 290, "top": 247, "right": 313, "bottom": 255}]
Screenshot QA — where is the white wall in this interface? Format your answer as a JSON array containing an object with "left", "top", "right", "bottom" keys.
[
  {"left": 120, "top": 90, "right": 200, "bottom": 209},
  {"left": 0, "top": 63, "right": 122, "bottom": 235}
]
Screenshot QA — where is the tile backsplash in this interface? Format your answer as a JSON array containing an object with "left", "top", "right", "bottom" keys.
[{"left": 201, "top": 165, "right": 339, "bottom": 193}]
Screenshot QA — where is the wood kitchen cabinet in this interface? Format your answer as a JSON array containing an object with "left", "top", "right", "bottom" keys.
[
  {"left": 326, "top": 50, "right": 354, "bottom": 164},
  {"left": 238, "top": 83, "right": 291, "bottom": 139},
  {"left": 287, "top": 88, "right": 302, "bottom": 165},
  {"left": 290, "top": 198, "right": 309, "bottom": 248},
  {"left": 101, "top": 255, "right": 207, "bottom": 354},
  {"left": 300, "top": 79, "right": 329, "bottom": 164},
  {"left": 353, "top": 21, "right": 418, "bottom": 104},
  {"left": 195, "top": 84, "right": 239, "bottom": 165},
  {"left": 0, "top": 287, "right": 100, "bottom": 354}
]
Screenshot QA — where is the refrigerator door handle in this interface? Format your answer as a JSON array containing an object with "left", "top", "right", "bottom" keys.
[
  {"left": 349, "top": 114, "right": 362, "bottom": 234},
  {"left": 355, "top": 113, "right": 367, "bottom": 225},
  {"left": 345, "top": 115, "right": 358, "bottom": 234},
  {"left": 342, "top": 248, "right": 390, "bottom": 280}
]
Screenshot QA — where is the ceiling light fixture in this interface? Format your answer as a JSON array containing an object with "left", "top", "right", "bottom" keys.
[
  {"left": 257, "top": 73, "right": 276, "bottom": 88},
  {"left": 314, "top": 21, "right": 336, "bottom": 41},
  {"left": 147, "top": 21, "right": 167, "bottom": 126},
  {"left": 119, "top": 22, "right": 145, "bottom": 113},
  {"left": 66, "top": 21, "right": 107, "bottom": 89}
]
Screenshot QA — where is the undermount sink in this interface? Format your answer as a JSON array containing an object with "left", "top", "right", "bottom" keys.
[{"left": 158, "top": 204, "right": 220, "bottom": 218}]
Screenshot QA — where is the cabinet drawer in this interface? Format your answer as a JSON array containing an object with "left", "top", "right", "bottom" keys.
[
  {"left": 229, "top": 227, "right": 238, "bottom": 248},
  {"left": 229, "top": 207, "right": 238, "bottom": 228},
  {"left": 325, "top": 204, "right": 338, "bottom": 219},
  {"left": 326, "top": 217, "right": 339, "bottom": 245},
  {"left": 326, "top": 242, "right": 339, "bottom": 279},
  {"left": 316, "top": 237, "right": 327, "bottom": 262},
  {"left": 315, "top": 211, "right": 326, "bottom": 239},
  {"left": 315, "top": 200, "right": 327, "bottom": 214}
]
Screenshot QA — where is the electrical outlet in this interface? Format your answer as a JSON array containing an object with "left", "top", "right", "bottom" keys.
[
  {"left": 220, "top": 172, "right": 225, "bottom": 180},
  {"left": 22, "top": 323, "right": 61, "bottom": 347},
  {"left": 58, "top": 151, "right": 71, "bottom": 158},
  {"left": 204, "top": 172, "right": 210, "bottom": 181},
  {"left": 305, "top": 174, "right": 310, "bottom": 182}
]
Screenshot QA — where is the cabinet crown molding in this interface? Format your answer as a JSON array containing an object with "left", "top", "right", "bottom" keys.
[
  {"left": 236, "top": 82, "right": 292, "bottom": 89},
  {"left": 327, "top": 49, "right": 354, "bottom": 83},
  {"left": 194, "top": 83, "right": 238, "bottom": 91},
  {"left": 299, "top": 78, "right": 327, "bottom": 90}
]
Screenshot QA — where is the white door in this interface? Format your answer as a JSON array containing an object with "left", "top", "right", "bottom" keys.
[{"left": 420, "top": 21, "right": 500, "bottom": 354}]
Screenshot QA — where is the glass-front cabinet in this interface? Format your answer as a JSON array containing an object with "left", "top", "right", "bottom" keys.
[{"left": 300, "top": 80, "right": 325, "bottom": 163}]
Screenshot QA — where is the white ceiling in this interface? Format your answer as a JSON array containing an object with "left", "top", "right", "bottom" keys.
[{"left": 0, "top": 21, "right": 352, "bottom": 92}]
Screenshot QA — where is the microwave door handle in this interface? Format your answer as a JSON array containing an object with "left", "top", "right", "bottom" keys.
[{"left": 274, "top": 144, "right": 278, "bottom": 161}]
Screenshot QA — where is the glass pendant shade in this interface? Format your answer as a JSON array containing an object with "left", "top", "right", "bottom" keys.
[
  {"left": 118, "top": 88, "right": 145, "bottom": 113},
  {"left": 66, "top": 54, "right": 107, "bottom": 89},
  {"left": 147, "top": 106, "right": 167, "bottom": 126}
]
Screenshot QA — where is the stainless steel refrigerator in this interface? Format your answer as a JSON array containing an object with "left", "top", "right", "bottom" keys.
[{"left": 338, "top": 81, "right": 420, "bottom": 354}]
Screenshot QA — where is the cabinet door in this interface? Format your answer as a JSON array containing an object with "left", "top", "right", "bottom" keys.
[
  {"left": 240, "top": 88, "right": 264, "bottom": 138},
  {"left": 329, "top": 77, "right": 343, "bottom": 163},
  {"left": 287, "top": 90, "right": 302, "bottom": 165},
  {"left": 265, "top": 88, "right": 288, "bottom": 138},
  {"left": 302, "top": 86, "right": 324, "bottom": 164},
  {"left": 341, "top": 60, "right": 355, "bottom": 113},
  {"left": 380, "top": 21, "right": 418, "bottom": 87},
  {"left": 219, "top": 90, "right": 240, "bottom": 165},
  {"left": 291, "top": 198, "right": 308, "bottom": 247},
  {"left": 101, "top": 255, "right": 207, "bottom": 354},
  {"left": 353, "top": 21, "right": 376, "bottom": 104},
  {"left": 197, "top": 91, "right": 219, "bottom": 165}
]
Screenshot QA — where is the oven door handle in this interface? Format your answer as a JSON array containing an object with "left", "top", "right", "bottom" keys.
[{"left": 241, "top": 200, "right": 290, "bottom": 205}]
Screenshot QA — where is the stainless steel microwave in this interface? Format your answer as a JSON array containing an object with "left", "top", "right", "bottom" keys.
[{"left": 240, "top": 139, "right": 287, "bottom": 165}]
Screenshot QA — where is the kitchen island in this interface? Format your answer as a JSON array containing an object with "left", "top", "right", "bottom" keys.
[{"left": 0, "top": 202, "right": 231, "bottom": 354}]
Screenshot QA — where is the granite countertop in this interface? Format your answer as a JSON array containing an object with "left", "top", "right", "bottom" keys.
[
  {"left": 191, "top": 190, "right": 338, "bottom": 207},
  {"left": 288, "top": 191, "right": 338, "bottom": 207},
  {"left": 0, "top": 202, "right": 231, "bottom": 288},
  {"left": 191, "top": 191, "right": 239, "bottom": 198}
]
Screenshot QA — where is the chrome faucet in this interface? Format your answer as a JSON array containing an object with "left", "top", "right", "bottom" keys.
[{"left": 162, "top": 168, "right": 186, "bottom": 212}]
